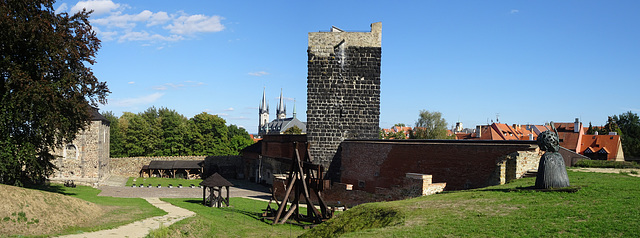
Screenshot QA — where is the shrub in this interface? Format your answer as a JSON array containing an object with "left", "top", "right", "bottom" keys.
[{"left": 573, "top": 160, "right": 640, "bottom": 169}]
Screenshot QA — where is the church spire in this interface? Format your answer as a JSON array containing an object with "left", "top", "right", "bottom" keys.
[
  {"left": 293, "top": 99, "right": 297, "bottom": 118},
  {"left": 260, "top": 87, "right": 269, "bottom": 114},
  {"left": 276, "top": 88, "right": 286, "bottom": 119}
]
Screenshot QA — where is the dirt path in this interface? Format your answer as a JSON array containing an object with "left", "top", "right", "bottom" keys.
[
  {"left": 57, "top": 197, "right": 195, "bottom": 238},
  {"left": 569, "top": 167, "right": 640, "bottom": 177}
]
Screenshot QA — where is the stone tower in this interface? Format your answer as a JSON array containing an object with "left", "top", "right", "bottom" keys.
[
  {"left": 307, "top": 22, "right": 382, "bottom": 168},
  {"left": 50, "top": 107, "right": 110, "bottom": 185},
  {"left": 259, "top": 87, "right": 270, "bottom": 134}
]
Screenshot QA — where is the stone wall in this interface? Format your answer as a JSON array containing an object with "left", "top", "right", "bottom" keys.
[
  {"left": 338, "top": 140, "right": 540, "bottom": 191},
  {"left": 51, "top": 119, "right": 110, "bottom": 185},
  {"left": 110, "top": 156, "right": 207, "bottom": 177},
  {"left": 307, "top": 23, "right": 382, "bottom": 170}
]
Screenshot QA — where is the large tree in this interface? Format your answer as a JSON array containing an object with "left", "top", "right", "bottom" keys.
[
  {"left": 411, "top": 110, "right": 452, "bottom": 139},
  {"left": 0, "top": 1, "right": 108, "bottom": 185},
  {"left": 613, "top": 111, "right": 640, "bottom": 159}
]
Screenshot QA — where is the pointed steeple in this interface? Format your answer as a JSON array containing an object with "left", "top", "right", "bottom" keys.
[
  {"left": 276, "top": 88, "right": 286, "bottom": 119},
  {"left": 293, "top": 99, "right": 297, "bottom": 119},
  {"left": 260, "top": 87, "right": 269, "bottom": 114}
]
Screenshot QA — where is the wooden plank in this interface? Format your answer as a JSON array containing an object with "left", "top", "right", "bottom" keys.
[
  {"left": 279, "top": 204, "right": 298, "bottom": 224},
  {"left": 273, "top": 174, "right": 297, "bottom": 224}
]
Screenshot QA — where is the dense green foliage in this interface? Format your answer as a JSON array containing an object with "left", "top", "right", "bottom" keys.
[
  {"left": 148, "top": 197, "right": 306, "bottom": 237},
  {"left": 283, "top": 125, "right": 303, "bottom": 134},
  {"left": 0, "top": 1, "right": 109, "bottom": 185},
  {"left": 301, "top": 171, "right": 640, "bottom": 237},
  {"left": 573, "top": 159, "right": 640, "bottom": 169},
  {"left": 106, "top": 107, "right": 254, "bottom": 157},
  {"left": 588, "top": 111, "right": 640, "bottom": 160},
  {"left": 411, "top": 110, "right": 453, "bottom": 139}
]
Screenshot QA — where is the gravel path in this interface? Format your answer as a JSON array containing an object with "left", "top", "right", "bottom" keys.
[
  {"left": 57, "top": 198, "right": 195, "bottom": 238},
  {"left": 56, "top": 178, "right": 271, "bottom": 237}
]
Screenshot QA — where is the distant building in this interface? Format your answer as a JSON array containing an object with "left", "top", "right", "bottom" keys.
[{"left": 258, "top": 89, "right": 306, "bottom": 135}]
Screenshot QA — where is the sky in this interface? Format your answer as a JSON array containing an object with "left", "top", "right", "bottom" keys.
[{"left": 54, "top": 0, "right": 640, "bottom": 134}]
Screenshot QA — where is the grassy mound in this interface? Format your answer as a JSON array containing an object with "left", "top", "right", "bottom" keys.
[
  {"left": 299, "top": 171, "right": 640, "bottom": 237},
  {"left": 300, "top": 203, "right": 404, "bottom": 238},
  {"left": 0, "top": 184, "right": 103, "bottom": 236}
]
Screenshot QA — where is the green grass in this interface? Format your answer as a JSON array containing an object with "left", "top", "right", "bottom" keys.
[
  {"left": 302, "top": 171, "right": 640, "bottom": 237},
  {"left": 127, "top": 177, "right": 203, "bottom": 187},
  {"left": 147, "top": 197, "right": 306, "bottom": 237},
  {"left": 573, "top": 159, "right": 640, "bottom": 168},
  {"left": 30, "top": 184, "right": 167, "bottom": 236}
]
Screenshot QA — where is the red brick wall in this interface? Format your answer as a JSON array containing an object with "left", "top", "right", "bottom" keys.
[
  {"left": 339, "top": 140, "right": 538, "bottom": 191},
  {"left": 261, "top": 135, "right": 308, "bottom": 159}
]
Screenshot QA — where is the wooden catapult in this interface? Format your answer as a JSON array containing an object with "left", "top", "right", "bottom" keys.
[{"left": 262, "top": 142, "right": 333, "bottom": 226}]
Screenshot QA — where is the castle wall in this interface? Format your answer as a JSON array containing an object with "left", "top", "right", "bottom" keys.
[
  {"left": 51, "top": 120, "right": 110, "bottom": 185},
  {"left": 307, "top": 23, "right": 382, "bottom": 169},
  {"left": 338, "top": 140, "right": 540, "bottom": 191}
]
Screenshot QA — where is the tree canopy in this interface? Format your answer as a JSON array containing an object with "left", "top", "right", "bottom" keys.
[
  {"left": 411, "top": 110, "right": 453, "bottom": 139},
  {"left": 613, "top": 111, "right": 640, "bottom": 159},
  {"left": 0, "top": 1, "right": 109, "bottom": 185},
  {"left": 107, "top": 107, "right": 254, "bottom": 158},
  {"left": 283, "top": 125, "right": 303, "bottom": 135}
]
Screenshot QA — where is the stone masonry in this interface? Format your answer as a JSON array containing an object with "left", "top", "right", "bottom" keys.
[
  {"left": 307, "top": 23, "right": 382, "bottom": 169},
  {"left": 50, "top": 109, "right": 110, "bottom": 185}
]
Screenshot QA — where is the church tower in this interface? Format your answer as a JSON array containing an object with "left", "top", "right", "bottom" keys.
[
  {"left": 276, "top": 89, "right": 286, "bottom": 119},
  {"left": 259, "top": 87, "right": 269, "bottom": 134}
]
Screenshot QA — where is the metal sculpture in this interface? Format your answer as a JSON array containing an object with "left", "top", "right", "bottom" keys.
[{"left": 535, "top": 125, "right": 570, "bottom": 188}]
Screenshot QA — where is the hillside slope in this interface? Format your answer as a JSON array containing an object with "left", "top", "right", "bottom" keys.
[
  {"left": 0, "top": 184, "right": 104, "bottom": 236},
  {"left": 302, "top": 171, "right": 640, "bottom": 237}
]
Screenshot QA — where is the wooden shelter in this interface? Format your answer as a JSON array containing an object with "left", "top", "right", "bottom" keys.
[
  {"left": 143, "top": 160, "right": 204, "bottom": 178},
  {"left": 200, "top": 173, "right": 233, "bottom": 207}
]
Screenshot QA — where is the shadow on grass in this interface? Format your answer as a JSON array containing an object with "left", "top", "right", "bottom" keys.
[
  {"left": 482, "top": 186, "right": 582, "bottom": 193},
  {"left": 25, "top": 184, "right": 78, "bottom": 196}
]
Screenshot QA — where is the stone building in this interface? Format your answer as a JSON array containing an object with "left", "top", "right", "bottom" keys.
[
  {"left": 307, "top": 23, "right": 382, "bottom": 168},
  {"left": 259, "top": 89, "right": 306, "bottom": 135},
  {"left": 50, "top": 108, "right": 110, "bottom": 185}
]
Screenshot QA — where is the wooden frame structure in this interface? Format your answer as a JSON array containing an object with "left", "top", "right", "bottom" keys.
[
  {"left": 200, "top": 173, "right": 233, "bottom": 207},
  {"left": 262, "top": 142, "right": 332, "bottom": 225}
]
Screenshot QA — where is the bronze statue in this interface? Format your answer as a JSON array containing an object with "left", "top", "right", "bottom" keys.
[{"left": 535, "top": 127, "right": 570, "bottom": 189}]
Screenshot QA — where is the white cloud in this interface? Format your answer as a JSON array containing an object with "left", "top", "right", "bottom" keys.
[
  {"left": 71, "top": 0, "right": 121, "bottom": 16},
  {"left": 510, "top": 9, "right": 519, "bottom": 14},
  {"left": 224, "top": 107, "right": 235, "bottom": 111},
  {"left": 71, "top": 3, "right": 225, "bottom": 44},
  {"left": 249, "top": 71, "right": 270, "bottom": 77},
  {"left": 127, "top": 81, "right": 135, "bottom": 84},
  {"left": 165, "top": 13, "right": 225, "bottom": 34},
  {"left": 110, "top": 92, "right": 163, "bottom": 107},
  {"left": 217, "top": 113, "right": 229, "bottom": 117},
  {"left": 118, "top": 31, "right": 183, "bottom": 43},
  {"left": 55, "top": 3, "right": 68, "bottom": 14}
]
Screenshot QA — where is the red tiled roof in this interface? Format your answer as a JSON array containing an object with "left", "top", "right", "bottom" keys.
[{"left": 579, "top": 134, "right": 622, "bottom": 160}]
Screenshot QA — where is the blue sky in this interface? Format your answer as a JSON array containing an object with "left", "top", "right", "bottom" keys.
[{"left": 55, "top": 0, "right": 640, "bottom": 134}]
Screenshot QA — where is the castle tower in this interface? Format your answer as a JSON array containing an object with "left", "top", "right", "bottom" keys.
[
  {"left": 307, "top": 22, "right": 382, "bottom": 169},
  {"left": 259, "top": 87, "right": 270, "bottom": 134},
  {"left": 276, "top": 88, "right": 286, "bottom": 119}
]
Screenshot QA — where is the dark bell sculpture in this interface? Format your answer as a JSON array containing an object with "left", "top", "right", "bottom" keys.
[{"left": 535, "top": 128, "right": 570, "bottom": 189}]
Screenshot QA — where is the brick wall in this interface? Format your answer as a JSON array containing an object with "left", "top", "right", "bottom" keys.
[
  {"left": 307, "top": 23, "right": 382, "bottom": 169},
  {"left": 338, "top": 140, "right": 540, "bottom": 191}
]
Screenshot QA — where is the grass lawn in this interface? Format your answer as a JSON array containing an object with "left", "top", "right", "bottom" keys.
[
  {"left": 127, "top": 177, "right": 203, "bottom": 187},
  {"left": 30, "top": 184, "right": 167, "bottom": 236},
  {"left": 302, "top": 171, "right": 640, "bottom": 237},
  {"left": 148, "top": 197, "right": 306, "bottom": 237}
]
